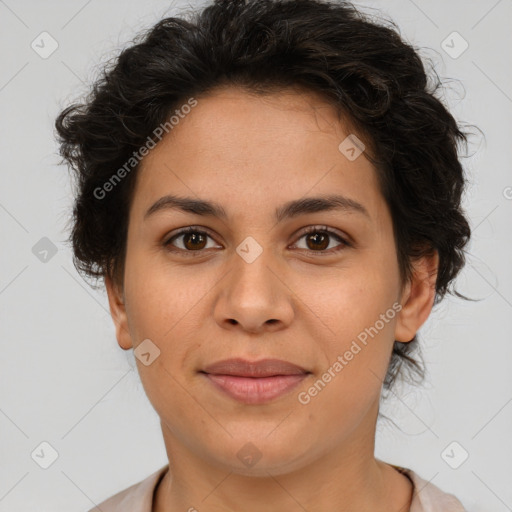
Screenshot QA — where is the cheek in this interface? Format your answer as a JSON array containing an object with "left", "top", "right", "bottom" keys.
[
  {"left": 123, "top": 262, "right": 203, "bottom": 418},
  {"left": 301, "top": 302, "right": 397, "bottom": 428},
  {"left": 308, "top": 264, "right": 398, "bottom": 340},
  {"left": 124, "top": 251, "right": 197, "bottom": 336},
  {"left": 123, "top": 256, "right": 213, "bottom": 387},
  {"left": 302, "top": 263, "right": 399, "bottom": 397}
]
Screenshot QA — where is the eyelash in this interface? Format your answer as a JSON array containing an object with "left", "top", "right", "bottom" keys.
[{"left": 163, "top": 225, "right": 351, "bottom": 256}]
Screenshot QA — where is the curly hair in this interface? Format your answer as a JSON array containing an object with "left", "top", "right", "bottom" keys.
[{"left": 55, "top": 0, "right": 473, "bottom": 392}]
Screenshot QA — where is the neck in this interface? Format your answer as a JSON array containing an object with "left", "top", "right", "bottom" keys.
[{"left": 153, "top": 412, "right": 413, "bottom": 512}]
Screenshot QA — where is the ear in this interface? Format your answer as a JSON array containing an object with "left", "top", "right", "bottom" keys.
[
  {"left": 394, "top": 250, "right": 439, "bottom": 343},
  {"left": 104, "top": 274, "right": 133, "bottom": 350}
]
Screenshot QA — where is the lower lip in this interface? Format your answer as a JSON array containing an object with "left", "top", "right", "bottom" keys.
[{"left": 203, "top": 373, "right": 308, "bottom": 404}]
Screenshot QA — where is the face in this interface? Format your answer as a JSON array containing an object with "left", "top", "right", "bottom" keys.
[{"left": 106, "top": 86, "right": 437, "bottom": 476}]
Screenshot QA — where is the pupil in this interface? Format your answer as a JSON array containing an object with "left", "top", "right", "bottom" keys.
[
  {"left": 308, "top": 232, "right": 328, "bottom": 250},
  {"left": 185, "top": 232, "right": 206, "bottom": 250}
]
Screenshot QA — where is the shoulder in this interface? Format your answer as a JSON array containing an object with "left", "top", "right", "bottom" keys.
[
  {"left": 393, "top": 465, "right": 467, "bottom": 512},
  {"left": 87, "top": 465, "right": 168, "bottom": 512}
]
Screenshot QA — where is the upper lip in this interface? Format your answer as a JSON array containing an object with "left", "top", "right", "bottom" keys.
[{"left": 202, "top": 358, "right": 309, "bottom": 377}]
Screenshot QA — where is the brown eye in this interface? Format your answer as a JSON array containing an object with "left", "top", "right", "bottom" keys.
[
  {"left": 182, "top": 231, "right": 207, "bottom": 250},
  {"left": 292, "top": 226, "right": 350, "bottom": 254},
  {"left": 305, "top": 231, "right": 329, "bottom": 251},
  {"left": 163, "top": 225, "right": 350, "bottom": 257},
  {"left": 164, "top": 227, "right": 218, "bottom": 253}
]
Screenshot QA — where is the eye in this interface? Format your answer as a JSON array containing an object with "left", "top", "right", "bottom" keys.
[
  {"left": 164, "top": 226, "right": 220, "bottom": 254},
  {"left": 163, "top": 225, "right": 350, "bottom": 256},
  {"left": 291, "top": 225, "right": 350, "bottom": 255}
]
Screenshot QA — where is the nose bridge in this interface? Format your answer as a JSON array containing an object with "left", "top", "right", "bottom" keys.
[
  {"left": 213, "top": 233, "right": 294, "bottom": 331},
  {"left": 231, "top": 234, "right": 279, "bottom": 301}
]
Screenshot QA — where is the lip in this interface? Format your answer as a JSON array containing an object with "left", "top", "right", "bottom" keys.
[
  {"left": 201, "top": 358, "right": 310, "bottom": 405},
  {"left": 203, "top": 358, "right": 309, "bottom": 377}
]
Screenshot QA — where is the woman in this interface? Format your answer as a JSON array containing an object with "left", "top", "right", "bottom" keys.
[{"left": 55, "top": 0, "right": 470, "bottom": 510}]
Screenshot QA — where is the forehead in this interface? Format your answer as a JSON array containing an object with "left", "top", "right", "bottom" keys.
[{"left": 130, "top": 86, "right": 384, "bottom": 225}]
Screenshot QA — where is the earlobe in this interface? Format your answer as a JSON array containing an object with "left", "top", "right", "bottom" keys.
[
  {"left": 104, "top": 274, "right": 133, "bottom": 350},
  {"left": 394, "top": 250, "right": 439, "bottom": 343}
]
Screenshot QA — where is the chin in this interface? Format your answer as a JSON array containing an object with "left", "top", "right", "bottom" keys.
[{"left": 199, "top": 433, "right": 315, "bottom": 477}]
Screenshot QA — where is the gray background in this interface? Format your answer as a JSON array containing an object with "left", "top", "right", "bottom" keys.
[{"left": 1, "top": 0, "right": 511, "bottom": 510}]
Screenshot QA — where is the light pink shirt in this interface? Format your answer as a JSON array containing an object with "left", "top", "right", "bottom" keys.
[{"left": 87, "top": 464, "right": 466, "bottom": 511}]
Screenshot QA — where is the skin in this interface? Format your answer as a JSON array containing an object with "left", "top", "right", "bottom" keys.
[{"left": 105, "top": 85, "right": 439, "bottom": 512}]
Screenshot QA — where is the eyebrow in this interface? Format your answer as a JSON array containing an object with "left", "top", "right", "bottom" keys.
[{"left": 144, "top": 193, "right": 370, "bottom": 222}]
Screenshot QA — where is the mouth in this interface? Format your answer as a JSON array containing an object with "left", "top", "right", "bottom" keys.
[{"left": 200, "top": 358, "right": 311, "bottom": 405}]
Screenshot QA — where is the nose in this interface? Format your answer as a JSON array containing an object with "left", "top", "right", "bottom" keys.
[{"left": 212, "top": 247, "right": 295, "bottom": 334}]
